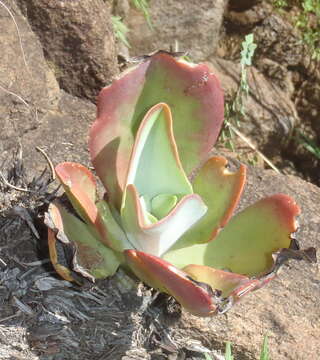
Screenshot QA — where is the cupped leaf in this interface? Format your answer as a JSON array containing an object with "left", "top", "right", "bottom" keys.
[
  {"left": 96, "top": 200, "right": 132, "bottom": 252},
  {"left": 164, "top": 194, "right": 300, "bottom": 276},
  {"left": 46, "top": 202, "right": 120, "bottom": 281},
  {"left": 55, "top": 162, "right": 98, "bottom": 224},
  {"left": 89, "top": 52, "right": 224, "bottom": 208},
  {"left": 124, "top": 250, "right": 220, "bottom": 317},
  {"left": 183, "top": 264, "right": 275, "bottom": 306},
  {"left": 123, "top": 103, "right": 192, "bottom": 202},
  {"left": 151, "top": 194, "right": 178, "bottom": 219},
  {"left": 169, "top": 156, "right": 246, "bottom": 249},
  {"left": 183, "top": 264, "right": 249, "bottom": 298},
  {"left": 55, "top": 162, "right": 129, "bottom": 251},
  {"left": 121, "top": 184, "right": 207, "bottom": 257},
  {"left": 123, "top": 103, "right": 192, "bottom": 210}
]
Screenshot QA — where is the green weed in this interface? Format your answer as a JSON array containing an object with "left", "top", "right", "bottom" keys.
[
  {"left": 259, "top": 335, "right": 270, "bottom": 360},
  {"left": 221, "top": 33, "right": 257, "bottom": 152},
  {"left": 204, "top": 335, "right": 270, "bottom": 360},
  {"left": 111, "top": 15, "right": 131, "bottom": 48},
  {"left": 112, "top": 0, "right": 152, "bottom": 48},
  {"left": 224, "top": 342, "right": 234, "bottom": 360},
  {"left": 131, "top": 0, "right": 152, "bottom": 29},
  {"left": 296, "top": 131, "right": 320, "bottom": 160},
  {"left": 274, "top": 0, "right": 320, "bottom": 60}
]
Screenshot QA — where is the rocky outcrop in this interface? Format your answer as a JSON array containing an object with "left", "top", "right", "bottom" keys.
[
  {"left": 0, "top": 1, "right": 60, "bottom": 156},
  {"left": 208, "top": 58, "right": 298, "bottom": 158},
  {"left": 16, "top": 0, "right": 118, "bottom": 101},
  {"left": 253, "top": 13, "right": 306, "bottom": 68},
  {"left": 220, "top": 3, "right": 320, "bottom": 184},
  {"left": 0, "top": 1, "right": 98, "bottom": 174}
]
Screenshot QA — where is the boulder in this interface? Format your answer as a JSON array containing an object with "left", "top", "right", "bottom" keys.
[
  {"left": 0, "top": 1, "right": 100, "bottom": 175},
  {"left": 253, "top": 13, "right": 305, "bottom": 68},
  {"left": 0, "top": 1, "right": 60, "bottom": 156},
  {"left": 20, "top": 90, "right": 95, "bottom": 175},
  {"left": 16, "top": 0, "right": 118, "bottom": 101}
]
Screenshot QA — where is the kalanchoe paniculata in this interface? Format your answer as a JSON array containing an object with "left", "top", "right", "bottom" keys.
[{"left": 45, "top": 52, "right": 317, "bottom": 317}]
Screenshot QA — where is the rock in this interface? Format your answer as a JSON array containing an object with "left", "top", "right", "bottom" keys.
[
  {"left": 228, "top": 0, "right": 261, "bottom": 12},
  {"left": 0, "top": 1, "right": 60, "bottom": 155},
  {"left": 0, "top": 1, "right": 97, "bottom": 175},
  {"left": 208, "top": 58, "right": 298, "bottom": 157},
  {"left": 226, "top": 1, "right": 272, "bottom": 27},
  {"left": 177, "top": 165, "right": 320, "bottom": 360},
  {"left": 20, "top": 91, "right": 96, "bottom": 176},
  {"left": 16, "top": 0, "right": 118, "bottom": 101},
  {"left": 253, "top": 13, "right": 305, "bottom": 68},
  {"left": 126, "top": 0, "right": 227, "bottom": 61}
]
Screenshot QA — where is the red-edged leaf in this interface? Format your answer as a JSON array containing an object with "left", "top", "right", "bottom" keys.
[
  {"left": 89, "top": 53, "right": 224, "bottom": 208},
  {"left": 46, "top": 202, "right": 120, "bottom": 281},
  {"left": 183, "top": 264, "right": 276, "bottom": 304},
  {"left": 183, "top": 264, "right": 249, "bottom": 297},
  {"left": 55, "top": 162, "right": 98, "bottom": 224},
  {"left": 165, "top": 194, "right": 300, "bottom": 276},
  {"left": 55, "top": 162, "right": 130, "bottom": 251},
  {"left": 169, "top": 156, "right": 246, "bottom": 249},
  {"left": 121, "top": 184, "right": 207, "bottom": 257},
  {"left": 125, "top": 250, "right": 219, "bottom": 317}
]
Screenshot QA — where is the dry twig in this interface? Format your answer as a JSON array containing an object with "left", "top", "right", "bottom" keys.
[{"left": 36, "top": 146, "right": 56, "bottom": 180}]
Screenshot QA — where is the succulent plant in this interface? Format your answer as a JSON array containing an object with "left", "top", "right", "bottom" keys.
[{"left": 46, "top": 52, "right": 316, "bottom": 317}]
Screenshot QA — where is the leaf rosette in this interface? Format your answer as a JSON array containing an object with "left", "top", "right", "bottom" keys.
[{"left": 46, "top": 52, "right": 316, "bottom": 316}]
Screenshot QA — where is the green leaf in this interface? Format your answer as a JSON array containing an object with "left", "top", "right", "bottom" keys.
[
  {"left": 183, "top": 264, "right": 249, "bottom": 298},
  {"left": 131, "top": 0, "right": 153, "bottom": 29},
  {"left": 111, "top": 16, "right": 131, "bottom": 48},
  {"left": 96, "top": 200, "right": 132, "bottom": 252},
  {"left": 240, "top": 33, "right": 257, "bottom": 67},
  {"left": 89, "top": 52, "right": 224, "bottom": 208},
  {"left": 164, "top": 194, "right": 300, "bottom": 277},
  {"left": 260, "top": 335, "right": 270, "bottom": 360},
  {"left": 167, "top": 156, "right": 246, "bottom": 250},
  {"left": 121, "top": 184, "right": 207, "bottom": 257},
  {"left": 151, "top": 194, "right": 178, "bottom": 219},
  {"left": 119, "top": 103, "right": 207, "bottom": 256},
  {"left": 225, "top": 342, "right": 234, "bottom": 360},
  {"left": 47, "top": 203, "right": 120, "bottom": 280},
  {"left": 122, "top": 103, "right": 193, "bottom": 208},
  {"left": 124, "top": 250, "right": 218, "bottom": 317},
  {"left": 55, "top": 162, "right": 129, "bottom": 252}
]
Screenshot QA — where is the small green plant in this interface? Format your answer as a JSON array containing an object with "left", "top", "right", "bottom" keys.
[
  {"left": 260, "top": 335, "right": 270, "bottom": 360},
  {"left": 273, "top": 0, "right": 288, "bottom": 9},
  {"left": 131, "top": 0, "right": 152, "bottom": 28},
  {"left": 111, "top": 15, "right": 130, "bottom": 48},
  {"left": 274, "top": 0, "right": 320, "bottom": 61},
  {"left": 111, "top": 0, "right": 152, "bottom": 48},
  {"left": 45, "top": 52, "right": 315, "bottom": 317},
  {"left": 296, "top": 0, "right": 320, "bottom": 60},
  {"left": 296, "top": 131, "right": 320, "bottom": 160},
  {"left": 221, "top": 33, "right": 257, "bottom": 152},
  {"left": 204, "top": 335, "right": 269, "bottom": 360},
  {"left": 224, "top": 342, "right": 234, "bottom": 360}
]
